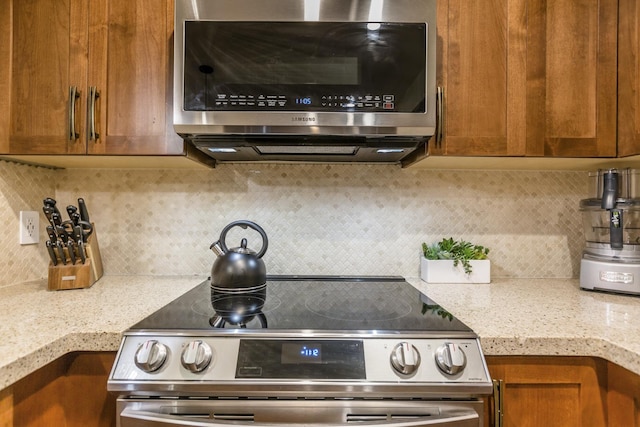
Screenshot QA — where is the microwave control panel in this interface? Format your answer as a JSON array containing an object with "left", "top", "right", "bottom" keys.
[{"left": 212, "top": 94, "right": 396, "bottom": 111}]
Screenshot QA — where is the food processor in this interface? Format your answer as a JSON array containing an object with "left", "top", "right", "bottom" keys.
[{"left": 580, "top": 168, "right": 640, "bottom": 295}]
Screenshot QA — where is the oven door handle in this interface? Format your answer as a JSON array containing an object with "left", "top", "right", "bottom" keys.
[{"left": 120, "top": 408, "right": 480, "bottom": 427}]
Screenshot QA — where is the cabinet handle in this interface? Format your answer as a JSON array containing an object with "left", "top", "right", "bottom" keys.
[
  {"left": 436, "top": 86, "right": 444, "bottom": 148},
  {"left": 88, "top": 86, "right": 100, "bottom": 141},
  {"left": 492, "top": 379, "right": 504, "bottom": 427},
  {"left": 68, "top": 86, "right": 80, "bottom": 140}
]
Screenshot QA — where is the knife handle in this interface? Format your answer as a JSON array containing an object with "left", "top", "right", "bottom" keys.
[
  {"left": 69, "top": 212, "right": 81, "bottom": 226},
  {"left": 77, "top": 239, "right": 87, "bottom": 264},
  {"left": 67, "top": 240, "right": 76, "bottom": 264},
  {"left": 72, "top": 224, "right": 83, "bottom": 242},
  {"left": 43, "top": 197, "right": 57, "bottom": 207},
  {"left": 51, "top": 212, "right": 63, "bottom": 227},
  {"left": 46, "top": 225, "right": 57, "bottom": 242},
  {"left": 56, "top": 242, "right": 67, "bottom": 265},
  {"left": 43, "top": 206, "right": 55, "bottom": 227},
  {"left": 55, "top": 225, "right": 69, "bottom": 243},
  {"left": 77, "top": 221, "right": 93, "bottom": 243},
  {"left": 46, "top": 240, "right": 58, "bottom": 266},
  {"left": 78, "top": 198, "right": 90, "bottom": 223},
  {"left": 66, "top": 205, "right": 78, "bottom": 219},
  {"left": 43, "top": 197, "right": 61, "bottom": 217}
]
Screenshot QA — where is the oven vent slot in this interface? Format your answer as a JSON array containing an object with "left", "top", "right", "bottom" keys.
[
  {"left": 170, "top": 413, "right": 211, "bottom": 419},
  {"left": 347, "top": 413, "right": 437, "bottom": 422},
  {"left": 214, "top": 413, "right": 256, "bottom": 421},
  {"left": 347, "top": 414, "right": 389, "bottom": 422},
  {"left": 391, "top": 414, "right": 434, "bottom": 419}
]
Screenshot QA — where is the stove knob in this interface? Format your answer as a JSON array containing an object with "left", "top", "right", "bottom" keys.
[
  {"left": 435, "top": 342, "right": 467, "bottom": 375},
  {"left": 390, "top": 342, "right": 421, "bottom": 376},
  {"left": 181, "top": 340, "right": 213, "bottom": 373},
  {"left": 134, "top": 340, "right": 168, "bottom": 373}
]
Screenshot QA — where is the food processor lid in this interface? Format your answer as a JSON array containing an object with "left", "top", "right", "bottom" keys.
[{"left": 588, "top": 168, "right": 640, "bottom": 201}]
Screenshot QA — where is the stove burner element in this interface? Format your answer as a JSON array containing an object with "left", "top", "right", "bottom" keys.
[{"left": 304, "top": 282, "right": 413, "bottom": 322}]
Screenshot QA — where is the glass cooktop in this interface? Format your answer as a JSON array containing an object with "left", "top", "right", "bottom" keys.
[{"left": 130, "top": 276, "right": 473, "bottom": 334}]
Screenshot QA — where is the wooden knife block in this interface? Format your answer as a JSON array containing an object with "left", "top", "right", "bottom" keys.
[{"left": 47, "top": 224, "right": 104, "bottom": 291}]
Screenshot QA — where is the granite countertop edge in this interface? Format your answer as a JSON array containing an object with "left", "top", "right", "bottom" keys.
[{"left": 0, "top": 275, "right": 638, "bottom": 390}]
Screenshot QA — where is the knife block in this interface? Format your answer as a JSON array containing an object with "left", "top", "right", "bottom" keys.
[{"left": 47, "top": 224, "right": 104, "bottom": 291}]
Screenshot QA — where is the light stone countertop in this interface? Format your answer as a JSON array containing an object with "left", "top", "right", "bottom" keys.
[
  {"left": 1, "top": 275, "right": 639, "bottom": 391},
  {"left": 0, "top": 275, "right": 205, "bottom": 390},
  {"left": 407, "top": 277, "right": 640, "bottom": 376}
]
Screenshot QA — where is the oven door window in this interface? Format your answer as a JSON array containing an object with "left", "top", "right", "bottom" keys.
[{"left": 183, "top": 22, "right": 426, "bottom": 113}]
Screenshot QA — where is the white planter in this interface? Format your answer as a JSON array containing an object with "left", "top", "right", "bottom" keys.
[{"left": 420, "top": 258, "right": 491, "bottom": 284}]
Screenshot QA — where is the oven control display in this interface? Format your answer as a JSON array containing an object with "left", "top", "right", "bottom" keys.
[
  {"left": 282, "top": 343, "right": 322, "bottom": 364},
  {"left": 236, "top": 339, "right": 365, "bottom": 379}
]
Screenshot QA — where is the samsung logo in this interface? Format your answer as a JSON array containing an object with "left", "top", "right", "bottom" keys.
[{"left": 292, "top": 117, "right": 316, "bottom": 122}]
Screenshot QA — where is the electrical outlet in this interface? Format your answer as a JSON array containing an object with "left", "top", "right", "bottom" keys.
[{"left": 19, "top": 211, "right": 39, "bottom": 245}]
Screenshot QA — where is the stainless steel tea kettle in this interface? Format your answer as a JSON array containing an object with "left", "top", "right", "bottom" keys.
[{"left": 210, "top": 220, "right": 268, "bottom": 290}]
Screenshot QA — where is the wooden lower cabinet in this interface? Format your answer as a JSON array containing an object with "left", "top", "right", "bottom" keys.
[
  {"left": 486, "top": 356, "right": 608, "bottom": 427},
  {"left": 0, "top": 386, "right": 12, "bottom": 427},
  {"left": 607, "top": 361, "right": 640, "bottom": 427},
  {"left": 485, "top": 356, "right": 640, "bottom": 427},
  {"left": 6, "top": 352, "right": 117, "bottom": 427}
]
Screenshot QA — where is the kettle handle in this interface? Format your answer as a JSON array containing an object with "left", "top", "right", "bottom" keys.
[{"left": 218, "top": 220, "right": 268, "bottom": 258}]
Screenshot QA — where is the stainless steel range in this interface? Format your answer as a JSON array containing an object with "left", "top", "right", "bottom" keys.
[{"left": 108, "top": 276, "right": 493, "bottom": 427}]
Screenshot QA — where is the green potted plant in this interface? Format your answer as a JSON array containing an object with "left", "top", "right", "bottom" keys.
[{"left": 420, "top": 237, "right": 490, "bottom": 283}]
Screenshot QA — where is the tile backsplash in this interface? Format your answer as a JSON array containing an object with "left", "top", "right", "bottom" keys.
[
  {"left": 0, "top": 161, "right": 56, "bottom": 287},
  {"left": 1, "top": 160, "right": 588, "bottom": 287}
]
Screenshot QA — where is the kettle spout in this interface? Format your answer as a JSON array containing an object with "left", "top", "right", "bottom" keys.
[{"left": 210, "top": 241, "right": 225, "bottom": 256}]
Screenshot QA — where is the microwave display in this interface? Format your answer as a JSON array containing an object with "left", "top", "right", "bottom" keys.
[{"left": 183, "top": 22, "right": 426, "bottom": 113}]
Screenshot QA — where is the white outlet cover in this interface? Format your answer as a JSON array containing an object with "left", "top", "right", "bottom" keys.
[{"left": 19, "top": 211, "right": 39, "bottom": 245}]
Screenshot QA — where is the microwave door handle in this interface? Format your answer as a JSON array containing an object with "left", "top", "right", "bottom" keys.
[{"left": 120, "top": 408, "right": 479, "bottom": 427}]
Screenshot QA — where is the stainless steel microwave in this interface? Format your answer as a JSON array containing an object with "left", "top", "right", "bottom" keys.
[{"left": 174, "top": 0, "right": 436, "bottom": 165}]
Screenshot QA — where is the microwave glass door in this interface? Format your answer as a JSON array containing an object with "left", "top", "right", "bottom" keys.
[{"left": 182, "top": 22, "right": 426, "bottom": 113}]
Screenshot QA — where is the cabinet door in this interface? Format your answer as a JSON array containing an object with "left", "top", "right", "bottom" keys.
[
  {"left": 618, "top": 0, "right": 640, "bottom": 157},
  {"left": 607, "top": 362, "right": 640, "bottom": 427},
  {"left": 87, "top": 0, "right": 183, "bottom": 155},
  {"left": 1, "top": 0, "right": 88, "bottom": 155},
  {"left": 487, "top": 356, "right": 607, "bottom": 427},
  {"left": 435, "top": 0, "right": 617, "bottom": 158},
  {"left": 525, "top": 0, "right": 617, "bottom": 157},
  {"left": 11, "top": 352, "right": 116, "bottom": 427},
  {"left": 433, "top": 0, "right": 527, "bottom": 156}
]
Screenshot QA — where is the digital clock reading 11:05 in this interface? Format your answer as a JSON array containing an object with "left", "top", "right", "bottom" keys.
[{"left": 295, "top": 97, "right": 313, "bottom": 105}]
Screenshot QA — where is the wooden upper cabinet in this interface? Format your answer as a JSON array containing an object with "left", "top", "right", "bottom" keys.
[
  {"left": 1, "top": 0, "right": 88, "bottom": 154},
  {"left": 434, "top": 0, "right": 617, "bottom": 158},
  {"left": 618, "top": 0, "right": 640, "bottom": 157},
  {"left": 525, "top": 0, "right": 617, "bottom": 157},
  {"left": 433, "top": 0, "right": 526, "bottom": 156},
  {"left": 87, "top": 0, "right": 183, "bottom": 155},
  {"left": 0, "top": 0, "right": 183, "bottom": 156}
]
